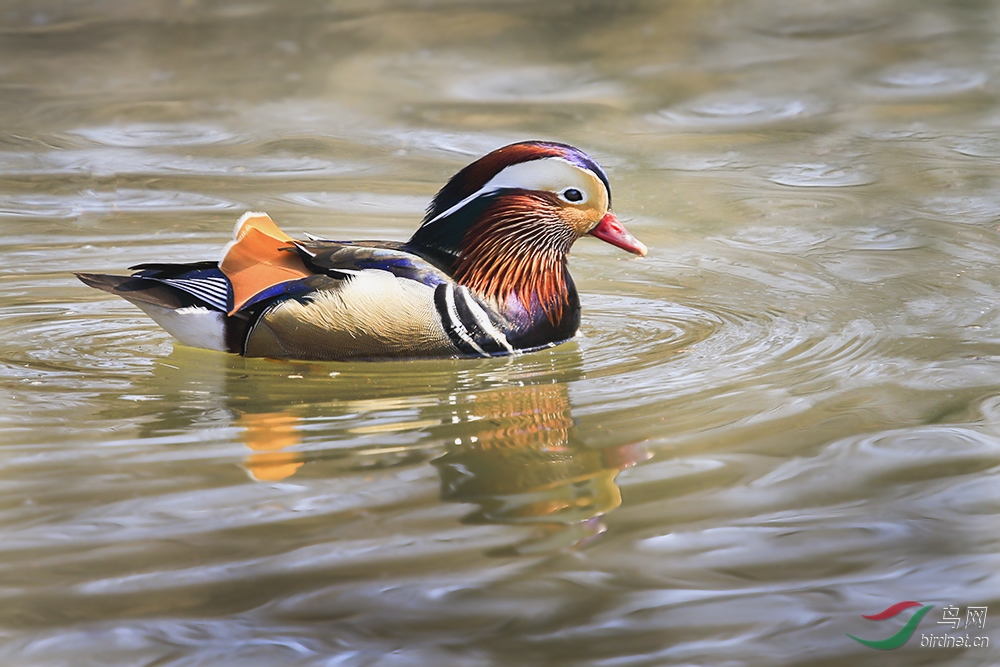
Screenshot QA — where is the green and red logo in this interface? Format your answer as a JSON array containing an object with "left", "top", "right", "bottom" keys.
[{"left": 847, "top": 601, "right": 935, "bottom": 650}]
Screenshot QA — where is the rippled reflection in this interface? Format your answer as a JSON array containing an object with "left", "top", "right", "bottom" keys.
[
  {"left": 212, "top": 356, "right": 649, "bottom": 552},
  {"left": 431, "top": 384, "right": 648, "bottom": 553},
  {"left": 240, "top": 411, "right": 305, "bottom": 481}
]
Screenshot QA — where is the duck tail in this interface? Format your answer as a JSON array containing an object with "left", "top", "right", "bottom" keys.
[
  {"left": 76, "top": 272, "right": 189, "bottom": 309},
  {"left": 75, "top": 271, "right": 231, "bottom": 351}
]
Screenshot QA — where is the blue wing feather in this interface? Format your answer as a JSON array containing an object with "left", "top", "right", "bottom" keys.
[
  {"left": 293, "top": 241, "right": 450, "bottom": 288},
  {"left": 237, "top": 278, "right": 316, "bottom": 312}
]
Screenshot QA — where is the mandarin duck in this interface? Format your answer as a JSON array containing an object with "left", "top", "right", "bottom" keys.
[{"left": 77, "top": 141, "right": 646, "bottom": 361}]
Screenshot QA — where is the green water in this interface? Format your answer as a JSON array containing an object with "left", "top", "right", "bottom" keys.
[{"left": 1, "top": 1, "right": 999, "bottom": 665}]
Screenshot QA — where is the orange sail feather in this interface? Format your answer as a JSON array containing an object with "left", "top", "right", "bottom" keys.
[{"left": 220, "top": 213, "right": 312, "bottom": 314}]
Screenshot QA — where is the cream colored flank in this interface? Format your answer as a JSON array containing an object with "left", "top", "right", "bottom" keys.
[{"left": 244, "top": 269, "right": 456, "bottom": 360}]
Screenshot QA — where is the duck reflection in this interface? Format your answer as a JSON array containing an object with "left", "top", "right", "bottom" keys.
[
  {"left": 141, "top": 346, "right": 648, "bottom": 549},
  {"left": 431, "top": 384, "right": 648, "bottom": 550},
  {"left": 234, "top": 380, "right": 646, "bottom": 550},
  {"left": 239, "top": 411, "right": 304, "bottom": 481}
]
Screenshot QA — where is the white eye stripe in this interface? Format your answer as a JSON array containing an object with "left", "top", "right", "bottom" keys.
[{"left": 424, "top": 157, "right": 603, "bottom": 225}]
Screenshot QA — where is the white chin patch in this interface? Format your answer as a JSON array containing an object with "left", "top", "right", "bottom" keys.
[{"left": 132, "top": 302, "right": 227, "bottom": 351}]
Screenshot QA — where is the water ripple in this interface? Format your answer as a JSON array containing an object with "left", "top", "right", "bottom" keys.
[
  {"left": 767, "top": 163, "right": 874, "bottom": 188},
  {"left": 912, "top": 194, "right": 1000, "bottom": 224},
  {"left": 722, "top": 226, "right": 835, "bottom": 253},
  {"left": 756, "top": 15, "right": 888, "bottom": 39},
  {"left": 447, "top": 66, "right": 624, "bottom": 104},
  {"left": 0, "top": 189, "right": 236, "bottom": 218},
  {"left": 575, "top": 292, "right": 867, "bottom": 411},
  {"left": 3, "top": 2, "right": 1000, "bottom": 665},
  {"left": 949, "top": 133, "right": 1000, "bottom": 159},
  {"left": 653, "top": 94, "right": 824, "bottom": 128},
  {"left": 70, "top": 123, "right": 236, "bottom": 148},
  {"left": 866, "top": 64, "right": 988, "bottom": 97},
  {"left": 0, "top": 149, "right": 369, "bottom": 178},
  {"left": 0, "top": 302, "right": 166, "bottom": 382}
]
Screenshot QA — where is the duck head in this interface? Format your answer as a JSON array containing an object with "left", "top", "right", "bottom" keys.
[{"left": 407, "top": 141, "right": 645, "bottom": 323}]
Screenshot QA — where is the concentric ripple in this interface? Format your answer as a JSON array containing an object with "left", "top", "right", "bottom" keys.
[
  {"left": 71, "top": 123, "right": 236, "bottom": 148},
  {"left": 865, "top": 63, "right": 988, "bottom": 97},
  {"left": 653, "top": 93, "right": 824, "bottom": 128},
  {"left": 0, "top": 189, "right": 236, "bottom": 218},
  {"left": 767, "top": 163, "right": 874, "bottom": 188},
  {"left": 0, "top": 301, "right": 167, "bottom": 377},
  {"left": 570, "top": 291, "right": 888, "bottom": 423}
]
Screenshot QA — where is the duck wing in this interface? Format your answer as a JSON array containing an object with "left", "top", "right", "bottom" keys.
[
  {"left": 291, "top": 238, "right": 451, "bottom": 287},
  {"left": 244, "top": 241, "right": 516, "bottom": 360}
]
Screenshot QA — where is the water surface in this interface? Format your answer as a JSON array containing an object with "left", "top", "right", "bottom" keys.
[{"left": 2, "top": 1, "right": 1000, "bottom": 665}]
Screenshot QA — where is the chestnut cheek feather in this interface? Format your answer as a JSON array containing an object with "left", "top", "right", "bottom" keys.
[
  {"left": 588, "top": 213, "right": 648, "bottom": 257},
  {"left": 453, "top": 194, "right": 574, "bottom": 325}
]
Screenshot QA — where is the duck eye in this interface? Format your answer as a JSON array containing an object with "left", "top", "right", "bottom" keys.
[{"left": 562, "top": 188, "right": 584, "bottom": 203}]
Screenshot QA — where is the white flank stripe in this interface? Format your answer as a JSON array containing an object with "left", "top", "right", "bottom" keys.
[
  {"left": 456, "top": 287, "right": 514, "bottom": 353},
  {"left": 444, "top": 285, "right": 487, "bottom": 356}
]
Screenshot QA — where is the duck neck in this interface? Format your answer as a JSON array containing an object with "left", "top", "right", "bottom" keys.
[
  {"left": 409, "top": 193, "right": 579, "bottom": 327},
  {"left": 457, "top": 205, "right": 579, "bottom": 329},
  {"left": 455, "top": 242, "right": 572, "bottom": 325}
]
